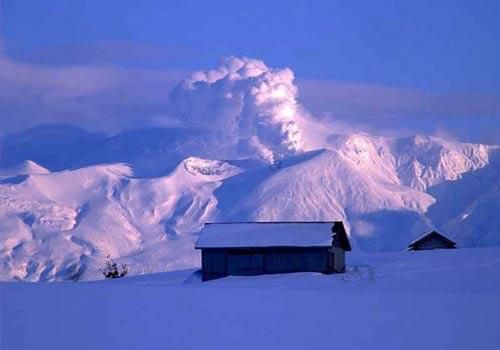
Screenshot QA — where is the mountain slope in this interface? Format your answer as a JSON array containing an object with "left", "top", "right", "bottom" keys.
[
  {"left": 1, "top": 124, "right": 105, "bottom": 171},
  {"left": 214, "top": 148, "right": 435, "bottom": 250},
  {"left": 0, "top": 158, "right": 240, "bottom": 281}
]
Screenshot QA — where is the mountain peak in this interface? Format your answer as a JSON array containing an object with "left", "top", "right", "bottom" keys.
[{"left": 0, "top": 160, "right": 50, "bottom": 176}]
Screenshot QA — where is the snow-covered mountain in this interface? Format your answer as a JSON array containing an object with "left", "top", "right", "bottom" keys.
[
  {"left": 1, "top": 57, "right": 498, "bottom": 281},
  {"left": 0, "top": 129, "right": 498, "bottom": 281}
]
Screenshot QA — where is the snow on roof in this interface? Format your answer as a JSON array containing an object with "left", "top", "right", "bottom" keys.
[{"left": 196, "top": 222, "right": 338, "bottom": 248}]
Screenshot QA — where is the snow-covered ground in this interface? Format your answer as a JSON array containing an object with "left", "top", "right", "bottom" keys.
[{"left": 2, "top": 247, "right": 500, "bottom": 350}]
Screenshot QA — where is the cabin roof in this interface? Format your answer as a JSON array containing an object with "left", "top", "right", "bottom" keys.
[
  {"left": 408, "top": 230, "right": 456, "bottom": 249},
  {"left": 195, "top": 221, "right": 351, "bottom": 250}
]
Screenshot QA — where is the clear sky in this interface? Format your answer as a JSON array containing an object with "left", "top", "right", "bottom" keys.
[{"left": 1, "top": 0, "right": 499, "bottom": 142}]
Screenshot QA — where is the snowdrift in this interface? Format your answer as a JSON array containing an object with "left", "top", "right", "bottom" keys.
[{"left": 2, "top": 247, "right": 500, "bottom": 350}]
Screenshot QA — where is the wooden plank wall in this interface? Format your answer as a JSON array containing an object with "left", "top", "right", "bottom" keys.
[{"left": 201, "top": 247, "right": 339, "bottom": 280}]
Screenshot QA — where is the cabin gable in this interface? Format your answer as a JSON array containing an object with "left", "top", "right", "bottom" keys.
[{"left": 408, "top": 231, "right": 456, "bottom": 251}]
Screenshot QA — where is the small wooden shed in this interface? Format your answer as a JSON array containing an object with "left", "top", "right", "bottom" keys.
[
  {"left": 407, "top": 231, "right": 457, "bottom": 251},
  {"left": 196, "top": 221, "right": 351, "bottom": 281}
]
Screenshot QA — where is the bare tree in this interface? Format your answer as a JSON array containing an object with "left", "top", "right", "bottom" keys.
[{"left": 100, "top": 255, "right": 128, "bottom": 279}]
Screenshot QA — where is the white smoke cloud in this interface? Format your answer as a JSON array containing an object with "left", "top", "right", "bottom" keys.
[{"left": 168, "top": 56, "right": 306, "bottom": 163}]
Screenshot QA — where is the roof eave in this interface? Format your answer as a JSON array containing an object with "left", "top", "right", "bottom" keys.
[
  {"left": 408, "top": 231, "right": 456, "bottom": 248},
  {"left": 196, "top": 244, "right": 332, "bottom": 250}
]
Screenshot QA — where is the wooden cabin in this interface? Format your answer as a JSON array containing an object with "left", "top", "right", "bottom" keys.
[
  {"left": 407, "top": 231, "right": 457, "bottom": 251},
  {"left": 195, "top": 221, "right": 351, "bottom": 281}
]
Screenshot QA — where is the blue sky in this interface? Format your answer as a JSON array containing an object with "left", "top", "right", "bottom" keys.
[{"left": 1, "top": 0, "right": 499, "bottom": 142}]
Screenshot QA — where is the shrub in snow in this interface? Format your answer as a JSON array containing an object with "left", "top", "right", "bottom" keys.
[{"left": 100, "top": 255, "right": 128, "bottom": 279}]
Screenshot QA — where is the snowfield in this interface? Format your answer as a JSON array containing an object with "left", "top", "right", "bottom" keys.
[{"left": 2, "top": 247, "right": 500, "bottom": 350}]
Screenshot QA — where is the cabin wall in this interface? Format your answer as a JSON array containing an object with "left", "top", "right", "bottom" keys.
[
  {"left": 332, "top": 247, "right": 345, "bottom": 272},
  {"left": 263, "top": 249, "right": 330, "bottom": 274},
  {"left": 227, "top": 252, "right": 264, "bottom": 275},
  {"left": 201, "top": 249, "right": 226, "bottom": 281},
  {"left": 201, "top": 247, "right": 339, "bottom": 280}
]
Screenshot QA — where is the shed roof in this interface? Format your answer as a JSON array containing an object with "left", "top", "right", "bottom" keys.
[
  {"left": 195, "top": 221, "right": 351, "bottom": 250},
  {"left": 408, "top": 231, "right": 456, "bottom": 249}
]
